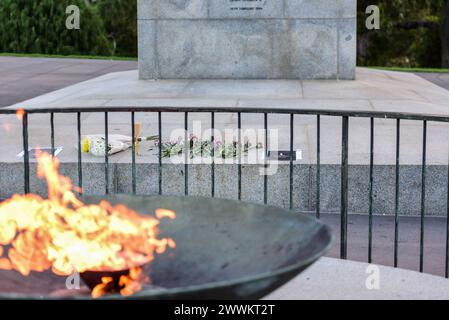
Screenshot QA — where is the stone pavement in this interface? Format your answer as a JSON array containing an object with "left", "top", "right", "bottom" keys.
[
  {"left": 7, "top": 67, "right": 449, "bottom": 116},
  {"left": 0, "top": 56, "right": 137, "bottom": 108},
  {"left": 419, "top": 73, "right": 449, "bottom": 91},
  {"left": 264, "top": 257, "right": 449, "bottom": 300}
]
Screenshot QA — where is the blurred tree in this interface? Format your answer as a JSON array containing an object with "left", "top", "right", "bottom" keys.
[
  {"left": 358, "top": 0, "right": 444, "bottom": 68},
  {"left": 96, "top": 0, "right": 137, "bottom": 57},
  {"left": 442, "top": 0, "right": 449, "bottom": 67},
  {"left": 1, "top": 0, "right": 449, "bottom": 67},
  {"left": 0, "top": 0, "right": 111, "bottom": 55}
]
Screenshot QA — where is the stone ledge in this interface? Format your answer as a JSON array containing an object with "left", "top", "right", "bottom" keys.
[{"left": 2, "top": 162, "right": 447, "bottom": 217}]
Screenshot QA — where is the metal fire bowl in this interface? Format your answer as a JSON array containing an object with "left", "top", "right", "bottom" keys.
[{"left": 0, "top": 195, "right": 332, "bottom": 300}]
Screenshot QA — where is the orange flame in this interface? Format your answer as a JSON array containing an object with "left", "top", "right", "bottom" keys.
[
  {"left": 91, "top": 267, "right": 150, "bottom": 298},
  {"left": 15, "top": 108, "right": 25, "bottom": 121},
  {"left": 91, "top": 277, "right": 114, "bottom": 299},
  {"left": 0, "top": 152, "right": 176, "bottom": 297},
  {"left": 155, "top": 208, "right": 177, "bottom": 220},
  {"left": 119, "top": 267, "right": 149, "bottom": 296}
]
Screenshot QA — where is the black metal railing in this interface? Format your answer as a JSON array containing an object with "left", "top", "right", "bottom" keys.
[{"left": 3, "top": 106, "right": 449, "bottom": 277}]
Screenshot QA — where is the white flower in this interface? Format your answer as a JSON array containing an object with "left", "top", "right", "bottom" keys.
[{"left": 89, "top": 137, "right": 110, "bottom": 156}]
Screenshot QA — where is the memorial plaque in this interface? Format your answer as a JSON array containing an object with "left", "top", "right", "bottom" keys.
[
  {"left": 138, "top": 0, "right": 356, "bottom": 80},
  {"left": 209, "top": 0, "right": 283, "bottom": 19}
]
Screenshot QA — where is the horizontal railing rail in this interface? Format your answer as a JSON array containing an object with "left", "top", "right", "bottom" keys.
[
  {"left": 2, "top": 107, "right": 449, "bottom": 122},
  {"left": 3, "top": 106, "right": 449, "bottom": 277}
]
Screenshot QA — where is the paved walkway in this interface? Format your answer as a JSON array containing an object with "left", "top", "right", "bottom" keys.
[
  {"left": 1, "top": 56, "right": 448, "bottom": 110},
  {"left": 0, "top": 57, "right": 137, "bottom": 108},
  {"left": 7, "top": 68, "right": 449, "bottom": 115},
  {"left": 264, "top": 257, "right": 449, "bottom": 300},
  {"left": 419, "top": 73, "right": 449, "bottom": 91}
]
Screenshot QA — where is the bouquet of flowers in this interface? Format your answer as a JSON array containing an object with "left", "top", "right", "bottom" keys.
[
  {"left": 159, "top": 134, "right": 264, "bottom": 159},
  {"left": 80, "top": 134, "right": 157, "bottom": 157}
]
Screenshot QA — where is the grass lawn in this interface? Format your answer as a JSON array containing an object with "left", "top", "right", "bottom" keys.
[
  {"left": 2, "top": 54, "right": 448, "bottom": 73},
  {"left": 370, "top": 66, "right": 449, "bottom": 73},
  {"left": 0, "top": 52, "right": 137, "bottom": 61}
]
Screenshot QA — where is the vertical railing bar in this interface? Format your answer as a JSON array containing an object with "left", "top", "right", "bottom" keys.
[
  {"left": 316, "top": 115, "right": 321, "bottom": 219},
  {"left": 368, "top": 117, "right": 374, "bottom": 263},
  {"left": 446, "top": 141, "right": 449, "bottom": 278},
  {"left": 22, "top": 112, "right": 30, "bottom": 194},
  {"left": 50, "top": 112, "right": 55, "bottom": 156},
  {"left": 264, "top": 113, "right": 268, "bottom": 205},
  {"left": 238, "top": 112, "right": 242, "bottom": 200},
  {"left": 131, "top": 112, "right": 137, "bottom": 195},
  {"left": 340, "top": 116, "right": 349, "bottom": 259},
  {"left": 184, "top": 112, "right": 189, "bottom": 196},
  {"left": 211, "top": 112, "right": 215, "bottom": 198},
  {"left": 394, "top": 119, "right": 400, "bottom": 268},
  {"left": 158, "top": 112, "right": 162, "bottom": 195},
  {"left": 289, "top": 114, "right": 294, "bottom": 210},
  {"left": 420, "top": 120, "right": 427, "bottom": 273},
  {"left": 77, "top": 112, "right": 83, "bottom": 193},
  {"left": 104, "top": 112, "right": 109, "bottom": 195}
]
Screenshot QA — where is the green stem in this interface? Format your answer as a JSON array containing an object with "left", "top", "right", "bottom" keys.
[{"left": 137, "top": 135, "right": 158, "bottom": 142}]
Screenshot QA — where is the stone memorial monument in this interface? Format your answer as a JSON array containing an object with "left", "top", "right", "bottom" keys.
[{"left": 138, "top": 0, "right": 356, "bottom": 80}]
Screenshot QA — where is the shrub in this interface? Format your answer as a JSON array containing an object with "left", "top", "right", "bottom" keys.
[
  {"left": 0, "top": 0, "right": 112, "bottom": 56},
  {"left": 97, "top": 0, "right": 137, "bottom": 57}
]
